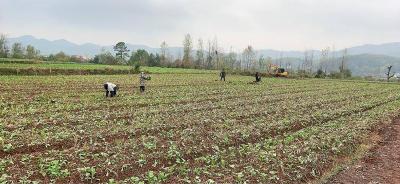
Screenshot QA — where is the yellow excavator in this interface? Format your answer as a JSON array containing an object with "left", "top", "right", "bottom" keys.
[{"left": 269, "top": 64, "right": 288, "bottom": 77}]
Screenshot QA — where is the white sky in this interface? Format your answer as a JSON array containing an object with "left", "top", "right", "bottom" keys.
[{"left": 1, "top": 0, "right": 399, "bottom": 50}]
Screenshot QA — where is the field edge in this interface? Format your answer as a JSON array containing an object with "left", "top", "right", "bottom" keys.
[{"left": 311, "top": 114, "right": 400, "bottom": 184}]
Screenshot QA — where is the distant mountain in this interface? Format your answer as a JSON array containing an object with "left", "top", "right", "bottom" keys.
[
  {"left": 8, "top": 35, "right": 400, "bottom": 59},
  {"left": 274, "top": 54, "right": 400, "bottom": 77},
  {"left": 347, "top": 43, "right": 400, "bottom": 58},
  {"left": 8, "top": 35, "right": 101, "bottom": 57},
  {"left": 342, "top": 54, "right": 400, "bottom": 77},
  {"left": 7, "top": 35, "right": 183, "bottom": 57}
]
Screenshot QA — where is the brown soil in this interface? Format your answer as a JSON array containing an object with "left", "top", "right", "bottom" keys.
[{"left": 329, "top": 118, "right": 400, "bottom": 184}]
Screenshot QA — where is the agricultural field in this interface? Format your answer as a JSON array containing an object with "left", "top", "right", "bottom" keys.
[{"left": 1, "top": 74, "right": 400, "bottom": 183}]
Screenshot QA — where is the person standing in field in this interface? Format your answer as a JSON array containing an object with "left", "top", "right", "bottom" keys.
[
  {"left": 220, "top": 69, "right": 226, "bottom": 81},
  {"left": 103, "top": 82, "right": 119, "bottom": 97},
  {"left": 255, "top": 72, "right": 261, "bottom": 82},
  {"left": 139, "top": 72, "right": 151, "bottom": 94}
]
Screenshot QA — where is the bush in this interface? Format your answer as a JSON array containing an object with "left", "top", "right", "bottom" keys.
[
  {"left": 329, "top": 69, "right": 352, "bottom": 79},
  {"left": 315, "top": 69, "right": 326, "bottom": 78},
  {"left": 134, "top": 63, "right": 141, "bottom": 73}
]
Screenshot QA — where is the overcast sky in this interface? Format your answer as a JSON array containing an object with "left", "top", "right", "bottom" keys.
[{"left": 1, "top": 0, "right": 399, "bottom": 51}]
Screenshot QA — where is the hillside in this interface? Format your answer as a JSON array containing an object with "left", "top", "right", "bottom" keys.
[
  {"left": 7, "top": 35, "right": 182, "bottom": 57},
  {"left": 8, "top": 35, "right": 400, "bottom": 58},
  {"left": 342, "top": 54, "right": 400, "bottom": 77}
]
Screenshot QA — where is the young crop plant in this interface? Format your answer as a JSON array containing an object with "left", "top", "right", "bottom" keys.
[
  {"left": 78, "top": 166, "right": 96, "bottom": 182},
  {"left": 38, "top": 159, "right": 70, "bottom": 178},
  {"left": 137, "top": 154, "right": 147, "bottom": 167},
  {"left": 142, "top": 136, "right": 157, "bottom": 150},
  {"left": 167, "top": 142, "right": 185, "bottom": 164},
  {"left": 2, "top": 143, "right": 13, "bottom": 152}
]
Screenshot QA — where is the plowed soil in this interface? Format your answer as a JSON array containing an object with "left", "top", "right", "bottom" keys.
[{"left": 330, "top": 119, "right": 400, "bottom": 184}]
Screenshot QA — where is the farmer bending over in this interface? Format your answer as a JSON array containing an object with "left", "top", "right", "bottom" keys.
[
  {"left": 104, "top": 82, "right": 119, "bottom": 97},
  {"left": 139, "top": 72, "right": 151, "bottom": 93}
]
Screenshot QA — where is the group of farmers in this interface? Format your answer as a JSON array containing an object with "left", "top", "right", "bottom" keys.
[
  {"left": 104, "top": 70, "right": 262, "bottom": 97},
  {"left": 104, "top": 72, "right": 150, "bottom": 97}
]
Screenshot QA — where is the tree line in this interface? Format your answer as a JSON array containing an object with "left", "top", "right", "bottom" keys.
[
  {"left": 1, "top": 33, "right": 352, "bottom": 78},
  {"left": 96, "top": 35, "right": 273, "bottom": 73},
  {"left": 0, "top": 34, "right": 41, "bottom": 59},
  {"left": 0, "top": 34, "right": 89, "bottom": 62},
  {"left": 103, "top": 34, "right": 352, "bottom": 78}
]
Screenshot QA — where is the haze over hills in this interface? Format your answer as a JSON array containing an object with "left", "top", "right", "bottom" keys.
[
  {"left": 7, "top": 35, "right": 183, "bottom": 58},
  {"left": 6, "top": 35, "right": 400, "bottom": 77},
  {"left": 8, "top": 35, "right": 400, "bottom": 58}
]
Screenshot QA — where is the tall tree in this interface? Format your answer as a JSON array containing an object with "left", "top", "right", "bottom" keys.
[
  {"left": 226, "top": 47, "right": 237, "bottom": 70},
  {"left": 25, "top": 45, "right": 40, "bottom": 59},
  {"left": 0, "top": 34, "right": 9, "bottom": 58},
  {"left": 11, "top": 42, "right": 24, "bottom": 59},
  {"left": 206, "top": 39, "right": 213, "bottom": 69},
  {"left": 160, "top": 41, "right": 169, "bottom": 66},
  {"left": 258, "top": 55, "right": 267, "bottom": 71},
  {"left": 130, "top": 49, "right": 150, "bottom": 66},
  {"left": 54, "top": 51, "right": 69, "bottom": 62},
  {"left": 147, "top": 53, "right": 161, "bottom": 67},
  {"left": 242, "top": 45, "right": 256, "bottom": 71},
  {"left": 303, "top": 50, "right": 314, "bottom": 74},
  {"left": 113, "top": 42, "right": 130, "bottom": 62},
  {"left": 319, "top": 47, "right": 330, "bottom": 74},
  {"left": 339, "top": 48, "right": 348, "bottom": 78},
  {"left": 265, "top": 57, "right": 273, "bottom": 73},
  {"left": 182, "top": 34, "right": 193, "bottom": 68},
  {"left": 211, "top": 37, "right": 220, "bottom": 69},
  {"left": 195, "top": 38, "right": 205, "bottom": 69}
]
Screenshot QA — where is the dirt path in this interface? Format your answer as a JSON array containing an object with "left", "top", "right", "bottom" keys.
[{"left": 329, "top": 119, "right": 400, "bottom": 184}]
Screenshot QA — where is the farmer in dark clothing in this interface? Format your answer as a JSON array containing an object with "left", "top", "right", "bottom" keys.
[
  {"left": 220, "top": 69, "right": 226, "bottom": 81},
  {"left": 255, "top": 72, "right": 261, "bottom": 82},
  {"left": 104, "top": 82, "right": 119, "bottom": 97}
]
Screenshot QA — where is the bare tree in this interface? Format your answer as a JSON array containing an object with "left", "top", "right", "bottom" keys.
[
  {"left": 386, "top": 65, "right": 395, "bottom": 82},
  {"left": 229, "top": 47, "right": 238, "bottom": 70},
  {"left": 0, "top": 34, "right": 9, "bottom": 58},
  {"left": 242, "top": 45, "right": 256, "bottom": 71},
  {"left": 339, "top": 48, "right": 348, "bottom": 78},
  {"left": 266, "top": 57, "right": 273, "bottom": 73},
  {"left": 206, "top": 39, "right": 213, "bottom": 69},
  {"left": 195, "top": 38, "right": 205, "bottom": 69},
  {"left": 320, "top": 47, "right": 330, "bottom": 74},
  {"left": 258, "top": 55, "right": 265, "bottom": 71},
  {"left": 309, "top": 51, "right": 314, "bottom": 73},
  {"left": 329, "top": 45, "right": 336, "bottom": 73},
  {"left": 182, "top": 34, "right": 193, "bottom": 68},
  {"left": 303, "top": 50, "right": 314, "bottom": 74},
  {"left": 160, "top": 41, "right": 169, "bottom": 66},
  {"left": 211, "top": 37, "right": 219, "bottom": 69}
]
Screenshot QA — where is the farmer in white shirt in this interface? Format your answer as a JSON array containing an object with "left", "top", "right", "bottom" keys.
[{"left": 103, "top": 82, "right": 119, "bottom": 97}]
